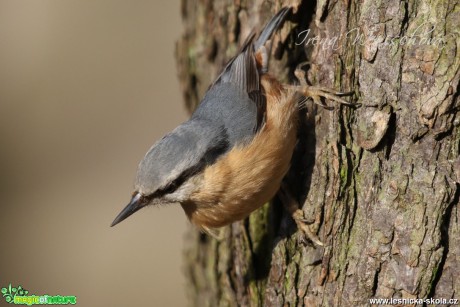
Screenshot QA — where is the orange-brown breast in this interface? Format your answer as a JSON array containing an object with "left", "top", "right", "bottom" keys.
[{"left": 181, "top": 75, "right": 299, "bottom": 229}]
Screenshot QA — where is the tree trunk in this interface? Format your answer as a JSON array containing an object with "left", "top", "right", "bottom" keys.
[{"left": 175, "top": 0, "right": 460, "bottom": 306}]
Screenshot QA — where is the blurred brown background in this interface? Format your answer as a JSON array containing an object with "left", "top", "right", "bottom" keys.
[{"left": 0, "top": 1, "right": 188, "bottom": 306}]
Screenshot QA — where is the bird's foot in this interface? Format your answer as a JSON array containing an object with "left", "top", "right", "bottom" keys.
[
  {"left": 278, "top": 184, "right": 324, "bottom": 247},
  {"left": 285, "top": 64, "right": 359, "bottom": 110},
  {"left": 201, "top": 226, "right": 225, "bottom": 241},
  {"left": 291, "top": 209, "right": 324, "bottom": 246}
]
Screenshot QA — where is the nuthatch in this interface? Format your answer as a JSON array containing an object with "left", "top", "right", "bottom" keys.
[{"left": 111, "top": 7, "right": 352, "bottom": 244}]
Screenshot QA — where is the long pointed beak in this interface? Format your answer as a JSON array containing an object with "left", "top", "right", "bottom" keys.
[{"left": 111, "top": 193, "right": 145, "bottom": 227}]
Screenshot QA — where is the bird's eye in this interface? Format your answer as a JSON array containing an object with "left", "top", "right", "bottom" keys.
[{"left": 160, "top": 182, "right": 178, "bottom": 195}]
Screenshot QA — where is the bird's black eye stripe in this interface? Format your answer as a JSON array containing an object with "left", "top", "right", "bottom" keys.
[
  {"left": 150, "top": 131, "right": 229, "bottom": 199},
  {"left": 149, "top": 164, "right": 200, "bottom": 198},
  {"left": 157, "top": 168, "right": 196, "bottom": 196}
]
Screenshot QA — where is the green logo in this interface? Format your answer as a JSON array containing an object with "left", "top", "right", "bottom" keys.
[
  {"left": 1, "top": 284, "right": 76, "bottom": 305},
  {"left": 1, "top": 284, "right": 29, "bottom": 304}
]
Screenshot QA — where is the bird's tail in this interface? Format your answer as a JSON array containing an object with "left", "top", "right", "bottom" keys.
[
  {"left": 209, "top": 7, "right": 291, "bottom": 88},
  {"left": 253, "top": 7, "right": 291, "bottom": 51}
]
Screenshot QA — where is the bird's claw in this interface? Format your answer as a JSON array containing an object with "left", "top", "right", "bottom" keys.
[
  {"left": 278, "top": 183, "right": 324, "bottom": 247},
  {"left": 292, "top": 209, "right": 324, "bottom": 246},
  {"left": 288, "top": 66, "right": 360, "bottom": 109}
]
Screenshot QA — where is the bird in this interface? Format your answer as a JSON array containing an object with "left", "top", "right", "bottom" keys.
[{"left": 111, "top": 7, "right": 352, "bottom": 245}]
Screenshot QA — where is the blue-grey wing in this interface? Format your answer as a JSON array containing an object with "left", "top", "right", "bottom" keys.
[
  {"left": 192, "top": 38, "right": 263, "bottom": 148},
  {"left": 192, "top": 81, "right": 259, "bottom": 147},
  {"left": 196, "top": 7, "right": 291, "bottom": 145}
]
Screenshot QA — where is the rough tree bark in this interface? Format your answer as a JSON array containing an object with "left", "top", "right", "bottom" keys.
[{"left": 175, "top": 0, "right": 459, "bottom": 306}]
